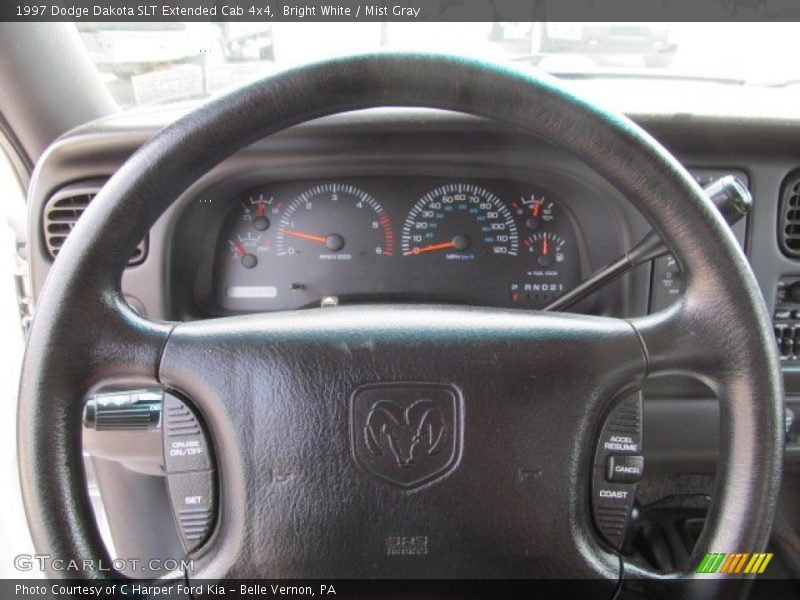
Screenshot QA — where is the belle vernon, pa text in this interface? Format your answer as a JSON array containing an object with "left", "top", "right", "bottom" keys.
[{"left": 16, "top": 583, "right": 338, "bottom": 597}]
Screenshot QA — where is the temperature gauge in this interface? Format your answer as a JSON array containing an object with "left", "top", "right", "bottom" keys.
[{"left": 241, "top": 193, "right": 274, "bottom": 232}]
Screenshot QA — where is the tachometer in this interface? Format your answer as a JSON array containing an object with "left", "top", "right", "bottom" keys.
[
  {"left": 401, "top": 183, "right": 518, "bottom": 259},
  {"left": 275, "top": 183, "right": 394, "bottom": 260}
]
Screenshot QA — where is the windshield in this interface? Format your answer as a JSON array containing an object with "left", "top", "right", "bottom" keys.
[{"left": 76, "top": 22, "right": 800, "bottom": 109}]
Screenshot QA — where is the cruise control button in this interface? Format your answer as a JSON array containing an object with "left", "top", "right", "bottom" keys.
[
  {"left": 166, "top": 470, "right": 216, "bottom": 552},
  {"left": 595, "top": 486, "right": 633, "bottom": 504},
  {"left": 594, "top": 392, "right": 642, "bottom": 465},
  {"left": 606, "top": 454, "right": 644, "bottom": 483},
  {"left": 591, "top": 392, "right": 643, "bottom": 549},
  {"left": 162, "top": 393, "right": 212, "bottom": 473},
  {"left": 602, "top": 434, "right": 640, "bottom": 454},
  {"left": 591, "top": 465, "right": 635, "bottom": 549}
]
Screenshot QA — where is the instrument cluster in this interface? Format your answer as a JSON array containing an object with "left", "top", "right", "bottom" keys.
[{"left": 213, "top": 178, "right": 585, "bottom": 312}]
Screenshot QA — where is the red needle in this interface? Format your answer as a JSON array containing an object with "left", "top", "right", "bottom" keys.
[
  {"left": 532, "top": 203, "right": 541, "bottom": 217},
  {"left": 406, "top": 240, "right": 456, "bottom": 255},
  {"left": 230, "top": 241, "right": 246, "bottom": 257},
  {"left": 257, "top": 203, "right": 266, "bottom": 217},
  {"left": 280, "top": 228, "right": 328, "bottom": 244},
  {"left": 542, "top": 237, "right": 549, "bottom": 255}
]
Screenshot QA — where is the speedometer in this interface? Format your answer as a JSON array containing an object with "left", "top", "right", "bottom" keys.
[{"left": 401, "top": 183, "right": 519, "bottom": 259}]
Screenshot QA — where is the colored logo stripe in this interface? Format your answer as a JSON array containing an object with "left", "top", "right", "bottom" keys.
[
  {"left": 697, "top": 552, "right": 773, "bottom": 574},
  {"left": 697, "top": 553, "right": 725, "bottom": 573},
  {"left": 744, "top": 553, "right": 773, "bottom": 574}
]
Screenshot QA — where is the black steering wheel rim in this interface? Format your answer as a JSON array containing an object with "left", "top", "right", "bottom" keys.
[{"left": 18, "top": 53, "right": 783, "bottom": 597}]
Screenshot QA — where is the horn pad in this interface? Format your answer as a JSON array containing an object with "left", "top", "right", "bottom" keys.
[{"left": 351, "top": 383, "right": 462, "bottom": 490}]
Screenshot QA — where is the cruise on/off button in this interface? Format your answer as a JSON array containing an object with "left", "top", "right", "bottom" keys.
[{"left": 162, "top": 393, "right": 212, "bottom": 473}]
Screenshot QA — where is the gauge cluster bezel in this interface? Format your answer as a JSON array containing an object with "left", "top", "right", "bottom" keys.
[{"left": 160, "top": 114, "right": 647, "bottom": 321}]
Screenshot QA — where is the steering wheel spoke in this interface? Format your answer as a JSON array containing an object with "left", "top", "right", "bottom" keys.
[
  {"left": 92, "top": 299, "right": 175, "bottom": 385},
  {"left": 627, "top": 295, "right": 720, "bottom": 382}
]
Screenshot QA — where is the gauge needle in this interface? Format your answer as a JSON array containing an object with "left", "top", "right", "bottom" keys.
[
  {"left": 406, "top": 240, "right": 455, "bottom": 255},
  {"left": 230, "top": 240, "right": 247, "bottom": 257},
  {"left": 542, "top": 237, "right": 549, "bottom": 255},
  {"left": 280, "top": 228, "right": 328, "bottom": 244}
]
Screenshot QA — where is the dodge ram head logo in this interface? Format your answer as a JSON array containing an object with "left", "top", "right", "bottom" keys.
[{"left": 350, "top": 384, "right": 461, "bottom": 489}]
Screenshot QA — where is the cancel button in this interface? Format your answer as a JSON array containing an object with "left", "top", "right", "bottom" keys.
[{"left": 606, "top": 454, "right": 644, "bottom": 484}]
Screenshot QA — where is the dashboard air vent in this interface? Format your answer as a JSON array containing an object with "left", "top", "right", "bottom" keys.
[
  {"left": 780, "top": 172, "right": 800, "bottom": 258},
  {"left": 44, "top": 185, "right": 147, "bottom": 265}
]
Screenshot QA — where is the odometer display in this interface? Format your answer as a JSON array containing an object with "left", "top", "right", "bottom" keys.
[{"left": 401, "top": 183, "right": 519, "bottom": 259}]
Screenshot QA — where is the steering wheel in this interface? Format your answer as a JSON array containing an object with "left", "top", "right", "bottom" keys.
[{"left": 19, "top": 54, "right": 783, "bottom": 598}]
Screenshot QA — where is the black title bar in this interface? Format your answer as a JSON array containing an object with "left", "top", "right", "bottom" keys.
[
  {"left": 4, "top": 578, "right": 795, "bottom": 599},
  {"left": 4, "top": 0, "right": 800, "bottom": 22}
]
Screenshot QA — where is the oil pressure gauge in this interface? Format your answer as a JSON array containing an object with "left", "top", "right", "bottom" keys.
[{"left": 512, "top": 194, "right": 555, "bottom": 231}]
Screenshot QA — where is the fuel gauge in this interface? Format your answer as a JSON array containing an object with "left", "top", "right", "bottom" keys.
[
  {"left": 525, "top": 231, "right": 566, "bottom": 267},
  {"left": 510, "top": 231, "right": 574, "bottom": 306}
]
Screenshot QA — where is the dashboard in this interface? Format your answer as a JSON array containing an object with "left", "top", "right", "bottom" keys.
[
  {"left": 26, "top": 106, "right": 800, "bottom": 381},
  {"left": 213, "top": 178, "right": 585, "bottom": 312}
]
